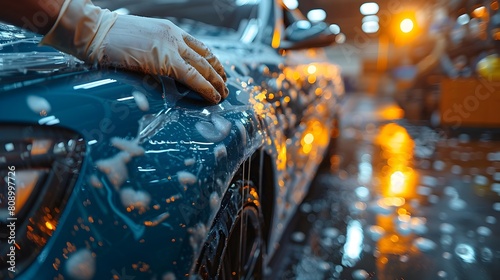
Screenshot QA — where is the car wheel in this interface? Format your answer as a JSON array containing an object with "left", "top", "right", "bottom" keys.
[{"left": 195, "top": 179, "right": 264, "bottom": 279}]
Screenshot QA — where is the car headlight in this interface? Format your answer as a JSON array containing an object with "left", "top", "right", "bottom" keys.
[{"left": 0, "top": 124, "right": 86, "bottom": 277}]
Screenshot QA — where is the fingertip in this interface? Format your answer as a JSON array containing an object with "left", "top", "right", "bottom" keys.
[
  {"left": 214, "top": 93, "right": 222, "bottom": 104},
  {"left": 222, "top": 85, "right": 229, "bottom": 99}
]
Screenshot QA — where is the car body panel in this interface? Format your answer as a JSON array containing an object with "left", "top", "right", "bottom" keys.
[{"left": 0, "top": 1, "right": 343, "bottom": 278}]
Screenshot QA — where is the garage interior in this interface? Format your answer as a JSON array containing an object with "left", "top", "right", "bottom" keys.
[{"left": 272, "top": 0, "right": 500, "bottom": 279}]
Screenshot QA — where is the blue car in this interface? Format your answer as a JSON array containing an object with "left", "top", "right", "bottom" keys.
[{"left": 0, "top": 0, "right": 343, "bottom": 279}]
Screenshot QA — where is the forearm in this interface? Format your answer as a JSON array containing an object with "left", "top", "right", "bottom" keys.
[{"left": 0, "top": 0, "right": 65, "bottom": 34}]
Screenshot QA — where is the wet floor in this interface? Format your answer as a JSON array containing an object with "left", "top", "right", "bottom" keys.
[{"left": 269, "top": 92, "right": 500, "bottom": 280}]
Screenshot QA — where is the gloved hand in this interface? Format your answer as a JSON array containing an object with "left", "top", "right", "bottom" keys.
[{"left": 41, "top": 0, "right": 228, "bottom": 104}]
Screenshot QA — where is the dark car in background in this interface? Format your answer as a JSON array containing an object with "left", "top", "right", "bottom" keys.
[{"left": 0, "top": 0, "right": 343, "bottom": 279}]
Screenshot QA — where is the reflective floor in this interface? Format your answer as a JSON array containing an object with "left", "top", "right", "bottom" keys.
[{"left": 270, "top": 92, "right": 500, "bottom": 280}]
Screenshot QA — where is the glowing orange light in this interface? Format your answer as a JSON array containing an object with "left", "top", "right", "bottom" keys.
[
  {"left": 45, "top": 221, "right": 55, "bottom": 231},
  {"left": 473, "top": 6, "right": 486, "bottom": 18},
  {"left": 390, "top": 171, "right": 406, "bottom": 195},
  {"left": 304, "top": 133, "right": 314, "bottom": 145},
  {"left": 307, "top": 65, "right": 317, "bottom": 75},
  {"left": 308, "top": 75, "right": 317, "bottom": 84},
  {"left": 400, "top": 18, "right": 414, "bottom": 33}
]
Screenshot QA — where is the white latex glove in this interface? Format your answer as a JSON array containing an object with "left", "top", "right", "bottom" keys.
[{"left": 41, "top": 0, "right": 228, "bottom": 104}]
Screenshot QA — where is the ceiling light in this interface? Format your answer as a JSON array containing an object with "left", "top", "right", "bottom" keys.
[
  {"left": 329, "top": 24, "right": 341, "bottom": 34},
  {"left": 307, "top": 9, "right": 327, "bottom": 22},
  {"left": 400, "top": 18, "right": 414, "bottom": 33},
  {"left": 360, "top": 2, "right": 379, "bottom": 15},
  {"left": 457, "top": 14, "right": 470, "bottom": 25},
  {"left": 283, "top": 0, "right": 299, "bottom": 10},
  {"left": 362, "top": 21, "right": 379, "bottom": 33},
  {"left": 362, "top": 15, "right": 379, "bottom": 23}
]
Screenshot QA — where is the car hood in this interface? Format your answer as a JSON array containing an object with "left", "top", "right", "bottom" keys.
[{"left": 0, "top": 24, "right": 88, "bottom": 86}]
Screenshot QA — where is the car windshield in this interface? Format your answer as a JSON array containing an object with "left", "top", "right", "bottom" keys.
[{"left": 95, "top": 0, "right": 262, "bottom": 36}]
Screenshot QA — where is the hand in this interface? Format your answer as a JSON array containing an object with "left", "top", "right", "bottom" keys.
[{"left": 41, "top": 0, "right": 228, "bottom": 104}]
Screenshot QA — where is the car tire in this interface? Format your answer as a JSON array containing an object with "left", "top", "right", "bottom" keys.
[{"left": 195, "top": 179, "right": 264, "bottom": 279}]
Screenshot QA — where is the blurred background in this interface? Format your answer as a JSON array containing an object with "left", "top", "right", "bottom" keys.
[{"left": 272, "top": 1, "right": 500, "bottom": 279}]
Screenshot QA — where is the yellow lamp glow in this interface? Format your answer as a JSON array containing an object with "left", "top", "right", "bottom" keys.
[{"left": 400, "top": 18, "right": 414, "bottom": 33}]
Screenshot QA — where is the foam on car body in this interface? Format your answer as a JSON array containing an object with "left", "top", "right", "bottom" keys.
[
  {"left": 65, "top": 249, "right": 95, "bottom": 280},
  {"left": 120, "top": 187, "right": 151, "bottom": 211},
  {"left": 177, "top": 171, "right": 197, "bottom": 185},
  {"left": 195, "top": 114, "right": 231, "bottom": 142},
  {"left": 26, "top": 95, "right": 51, "bottom": 114},
  {"left": 95, "top": 151, "right": 131, "bottom": 189},
  {"left": 132, "top": 90, "right": 150, "bottom": 111}
]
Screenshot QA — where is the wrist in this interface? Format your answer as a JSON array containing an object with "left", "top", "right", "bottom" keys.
[{"left": 40, "top": 0, "right": 117, "bottom": 61}]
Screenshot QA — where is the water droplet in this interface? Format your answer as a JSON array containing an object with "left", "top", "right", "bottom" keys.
[
  {"left": 451, "top": 165, "right": 462, "bottom": 174},
  {"left": 443, "top": 186, "right": 458, "bottom": 198},
  {"left": 487, "top": 167, "right": 496, "bottom": 175},
  {"left": 439, "top": 212, "right": 448, "bottom": 220},
  {"left": 291, "top": 231, "right": 306, "bottom": 243},
  {"left": 354, "top": 201, "right": 367, "bottom": 211},
  {"left": 437, "top": 271, "right": 447, "bottom": 278},
  {"left": 421, "top": 175, "right": 438, "bottom": 187},
  {"left": 411, "top": 217, "right": 428, "bottom": 234},
  {"left": 428, "top": 194, "right": 439, "bottom": 204},
  {"left": 323, "top": 227, "right": 340, "bottom": 239},
  {"left": 460, "top": 152, "right": 471, "bottom": 162},
  {"left": 417, "top": 186, "right": 432, "bottom": 196},
  {"left": 491, "top": 183, "right": 500, "bottom": 193},
  {"left": 440, "top": 223, "right": 455, "bottom": 234},
  {"left": 477, "top": 226, "right": 492, "bottom": 237},
  {"left": 440, "top": 235, "right": 453, "bottom": 247},
  {"left": 355, "top": 186, "right": 370, "bottom": 201},
  {"left": 433, "top": 160, "right": 445, "bottom": 171},
  {"left": 368, "top": 225, "right": 385, "bottom": 241},
  {"left": 369, "top": 199, "right": 393, "bottom": 215},
  {"left": 458, "top": 133, "right": 470, "bottom": 143},
  {"left": 397, "top": 222, "right": 412, "bottom": 236},
  {"left": 449, "top": 198, "right": 467, "bottom": 211},
  {"left": 300, "top": 202, "right": 312, "bottom": 213},
  {"left": 455, "top": 243, "right": 476, "bottom": 263},
  {"left": 494, "top": 172, "right": 500, "bottom": 181},
  {"left": 486, "top": 216, "right": 496, "bottom": 224},
  {"left": 474, "top": 175, "right": 489, "bottom": 186},
  {"left": 318, "top": 261, "right": 330, "bottom": 271},
  {"left": 442, "top": 252, "right": 452, "bottom": 259},
  {"left": 352, "top": 269, "right": 369, "bottom": 280},
  {"left": 337, "top": 235, "right": 346, "bottom": 243},
  {"left": 493, "top": 202, "right": 500, "bottom": 211},
  {"left": 399, "top": 254, "right": 409, "bottom": 262},
  {"left": 480, "top": 247, "right": 493, "bottom": 262},
  {"left": 413, "top": 237, "right": 437, "bottom": 252}
]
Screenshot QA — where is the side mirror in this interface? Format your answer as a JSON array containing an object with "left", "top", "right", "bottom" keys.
[{"left": 280, "top": 21, "right": 336, "bottom": 51}]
